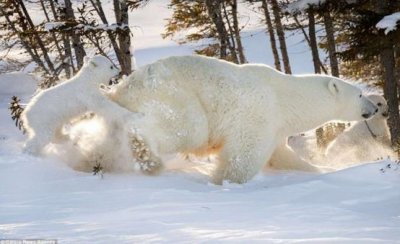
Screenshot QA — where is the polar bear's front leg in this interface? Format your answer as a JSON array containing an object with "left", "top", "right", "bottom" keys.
[
  {"left": 212, "top": 135, "right": 275, "bottom": 184},
  {"left": 268, "top": 139, "right": 321, "bottom": 172}
]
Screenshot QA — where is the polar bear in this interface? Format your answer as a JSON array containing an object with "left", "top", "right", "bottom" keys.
[
  {"left": 325, "top": 94, "right": 394, "bottom": 167},
  {"left": 106, "top": 55, "right": 378, "bottom": 184},
  {"left": 22, "top": 55, "right": 136, "bottom": 155}
]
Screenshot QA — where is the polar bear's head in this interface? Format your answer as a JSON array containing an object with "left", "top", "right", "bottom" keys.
[
  {"left": 365, "top": 94, "right": 389, "bottom": 119},
  {"left": 327, "top": 78, "right": 378, "bottom": 121},
  {"left": 82, "top": 55, "right": 120, "bottom": 84}
]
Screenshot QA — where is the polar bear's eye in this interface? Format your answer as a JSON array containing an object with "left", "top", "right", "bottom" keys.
[
  {"left": 359, "top": 94, "right": 362, "bottom": 98},
  {"left": 377, "top": 103, "right": 382, "bottom": 107},
  {"left": 110, "top": 66, "right": 114, "bottom": 69}
]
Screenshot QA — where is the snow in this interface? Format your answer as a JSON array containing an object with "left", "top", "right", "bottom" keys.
[
  {"left": 1, "top": 1, "right": 400, "bottom": 243},
  {"left": 0, "top": 73, "right": 38, "bottom": 97},
  {"left": 286, "top": 0, "right": 326, "bottom": 13},
  {"left": 376, "top": 12, "right": 400, "bottom": 35},
  {"left": 44, "top": 22, "right": 129, "bottom": 32},
  {"left": 286, "top": 0, "right": 357, "bottom": 12},
  {"left": 43, "top": 22, "right": 66, "bottom": 31}
]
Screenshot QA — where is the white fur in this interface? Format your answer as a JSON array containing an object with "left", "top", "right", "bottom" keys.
[
  {"left": 22, "top": 55, "right": 135, "bottom": 155},
  {"left": 107, "top": 55, "right": 378, "bottom": 184},
  {"left": 325, "top": 94, "right": 394, "bottom": 167}
]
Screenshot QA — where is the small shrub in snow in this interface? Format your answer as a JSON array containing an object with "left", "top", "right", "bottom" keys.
[
  {"left": 92, "top": 162, "right": 104, "bottom": 178},
  {"left": 9, "top": 96, "right": 25, "bottom": 133}
]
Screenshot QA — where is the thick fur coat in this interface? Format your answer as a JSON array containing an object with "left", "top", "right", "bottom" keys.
[
  {"left": 22, "top": 55, "right": 134, "bottom": 155},
  {"left": 107, "top": 55, "right": 378, "bottom": 183}
]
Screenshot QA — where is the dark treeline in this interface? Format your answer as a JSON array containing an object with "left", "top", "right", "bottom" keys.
[{"left": 0, "top": 0, "right": 149, "bottom": 87}]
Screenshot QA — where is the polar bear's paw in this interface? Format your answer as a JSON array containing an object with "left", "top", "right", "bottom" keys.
[{"left": 129, "top": 132, "right": 163, "bottom": 175}]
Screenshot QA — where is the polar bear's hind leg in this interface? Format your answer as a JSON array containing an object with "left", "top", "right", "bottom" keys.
[
  {"left": 213, "top": 131, "right": 275, "bottom": 184},
  {"left": 129, "top": 130, "right": 164, "bottom": 175}
]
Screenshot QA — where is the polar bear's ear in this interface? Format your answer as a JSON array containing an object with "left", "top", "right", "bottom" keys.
[
  {"left": 328, "top": 79, "right": 339, "bottom": 95},
  {"left": 83, "top": 56, "right": 90, "bottom": 64}
]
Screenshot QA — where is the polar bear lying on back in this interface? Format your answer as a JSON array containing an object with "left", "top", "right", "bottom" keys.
[
  {"left": 22, "top": 55, "right": 135, "bottom": 155},
  {"left": 106, "top": 55, "right": 378, "bottom": 184},
  {"left": 325, "top": 94, "right": 394, "bottom": 166}
]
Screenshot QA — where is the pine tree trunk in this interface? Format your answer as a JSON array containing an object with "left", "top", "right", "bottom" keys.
[
  {"left": 16, "top": 0, "right": 56, "bottom": 73},
  {"left": 90, "top": 0, "right": 125, "bottom": 71},
  {"left": 221, "top": 2, "right": 239, "bottom": 63},
  {"left": 205, "top": 0, "right": 230, "bottom": 59},
  {"left": 49, "top": 1, "right": 75, "bottom": 74},
  {"left": 270, "top": 0, "right": 291, "bottom": 74},
  {"left": 114, "top": 0, "right": 132, "bottom": 74},
  {"left": 293, "top": 13, "right": 327, "bottom": 74},
  {"left": 40, "top": 0, "right": 71, "bottom": 78},
  {"left": 395, "top": 46, "right": 400, "bottom": 100},
  {"left": 231, "top": 0, "right": 246, "bottom": 64},
  {"left": 49, "top": 0, "right": 74, "bottom": 76},
  {"left": 62, "top": 34, "right": 74, "bottom": 76},
  {"left": 323, "top": 11, "right": 339, "bottom": 77},
  {"left": 64, "top": 0, "right": 86, "bottom": 69},
  {"left": 381, "top": 44, "right": 400, "bottom": 148},
  {"left": 261, "top": 0, "right": 281, "bottom": 71},
  {"left": 308, "top": 7, "right": 321, "bottom": 74}
]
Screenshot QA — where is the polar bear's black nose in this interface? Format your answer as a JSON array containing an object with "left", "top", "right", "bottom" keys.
[
  {"left": 362, "top": 113, "right": 371, "bottom": 119},
  {"left": 375, "top": 108, "right": 378, "bottom": 113}
]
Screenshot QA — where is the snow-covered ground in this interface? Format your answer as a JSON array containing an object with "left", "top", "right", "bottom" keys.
[{"left": 1, "top": 1, "right": 400, "bottom": 243}]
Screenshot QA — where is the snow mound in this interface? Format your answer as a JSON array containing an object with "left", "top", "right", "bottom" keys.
[{"left": 0, "top": 72, "right": 38, "bottom": 96}]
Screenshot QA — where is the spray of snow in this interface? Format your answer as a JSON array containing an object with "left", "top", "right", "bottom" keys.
[
  {"left": 47, "top": 115, "right": 138, "bottom": 173},
  {"left": 288, "top": 127, "right": 395, "bottom": 172}
]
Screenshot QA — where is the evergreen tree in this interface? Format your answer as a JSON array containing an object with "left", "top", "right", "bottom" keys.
[
  {"left": 163, "top": 0, "right": 246, "bottom": 63},
  {"left": 0, "top": 0, "right": 146, "bottom": 83}
]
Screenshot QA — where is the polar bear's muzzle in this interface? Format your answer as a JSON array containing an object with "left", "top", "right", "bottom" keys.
[
  {"left": 361, "top": 98, "right": 378, "bottom": 119},
  {"left": 361, "top": 108, "right": 378, "bottom": 119},
  {"left": 382, "top": 111, "right": 389, "bottom": 118},
  {"left": 362, "top": 112, "right": 373, "bottom": 119}
]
